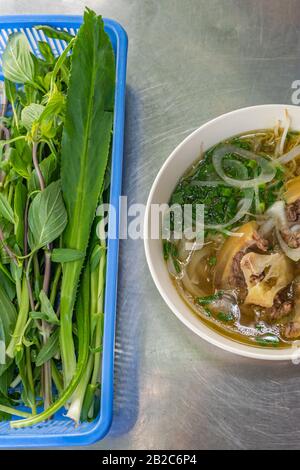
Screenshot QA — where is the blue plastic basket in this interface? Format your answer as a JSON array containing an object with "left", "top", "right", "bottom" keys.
[{"left": 0, "top": 15, "right": 128, "bottom": 448}]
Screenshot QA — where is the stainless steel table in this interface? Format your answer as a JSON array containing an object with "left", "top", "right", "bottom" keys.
[{"left": 1, "top": 0, "right": 300, "bottom": 450}]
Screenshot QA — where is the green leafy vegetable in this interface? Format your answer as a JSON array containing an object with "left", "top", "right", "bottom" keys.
[
  {"left": 28, "top": 180, "right": 67, "bottom": 251},
  {"left": 51, "top": 248, "right": 85, "bottom": 263},
  {"left": 217, "top": 312, "right": 234, "bottom": 322},
  {"left": 14, "top": 182, "right": 27, "bottom": 249},
  {"left": 36, "top": 25, "right": 74, "bottom": 43},
  {"left": 35, "top": 329, "right": 59, "bottom": 367},
  {"left": 60, "top": 9, "right": 114, "bottom": 385},
  {"left": 0, "top": 193, "right": 15, "bottom": 224},
  {"left": 2, "top": 33, "right": 35, "bottom": 85},
  {"left": 21, "top": 103, "right": 45, "bottom": 131},
  {"left": 197, "top": 291, "right": 224, "bottom": 305},
  {"left": 30, "top": 291, "right": 59, "bottom": 326},
  {"left": 0, "top": 284, "right": 17, "bottom": 362},
  {"left": 0, "top": 7, "right": 115, "bottom": 427}
]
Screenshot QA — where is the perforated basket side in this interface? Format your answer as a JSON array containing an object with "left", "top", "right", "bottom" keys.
[{"left": 0, "top": 16, "right": 128, "bottom": 448}]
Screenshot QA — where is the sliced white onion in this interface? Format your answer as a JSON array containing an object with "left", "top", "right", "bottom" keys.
[
  {"left": 187, "top": 245, "right": 211, "bottom": 282},
  {"left": 181, "top": 272, "right": 205, "bottom": 297},
  {"left": 277, "top": 144, "right": 300, "bottom": 164},
  {"left": 212, "top": 145, "right": 276, "bottom": 188}
]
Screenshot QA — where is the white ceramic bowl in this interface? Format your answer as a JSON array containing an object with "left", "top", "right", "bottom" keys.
[{"left": 144, "top": 104, "right": 300, "bottom": 360}]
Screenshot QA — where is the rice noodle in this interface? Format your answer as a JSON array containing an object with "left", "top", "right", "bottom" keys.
[{"left": 279, "top": 110, "right": 290, "bottom": 156}]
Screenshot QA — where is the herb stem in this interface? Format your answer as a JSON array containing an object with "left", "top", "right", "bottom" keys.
[
  {"left": 0, "top": 405, "right": 31, "bottom": 419},
  {"left": 32, "top": 142, "right": 45, "bottom": 191},
  {"left": 49, "top": 264, "right": 62, "bottom": 307},
  {"left": 51, "top": 359, "right": 63, "bottom": 395},
  {"left": 25, "top": 347, "right": 37, "bottom": 415},
  {"left": 6, "top": 275, "right": 29, "bottom": 358},
  {"left": 11, "top": 264, "right": 90, "bottom": 428}
]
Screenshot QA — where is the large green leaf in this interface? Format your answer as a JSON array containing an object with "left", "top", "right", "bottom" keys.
[
  {"left": 51, "top": 248, "right": 85, "bottom": 263},
  {"left": 34, "top": 290, "right": 59, "bottom": 326},
  {"left": 35, "top": 328, "right": 60, "bottom": 367},
  {"left": 0, "top": 283, "right": 17, "bottom": 365},
  {"left": 35, "top": 25, "right": 74, "bottom": 43},
  {"left": 14, "top": 181, "right": 27, "bottom": 249},
  {"left": 2, "top": 33, "right": 35, "bottom": 84},
  {"left": 21, "top": 103, "right": 44, "bottom": 131},
  {"left": 60, "top": 9, "right": 115, "bottom": 384},
  {"left": 0, "top": 270, "right": 15, "bottom": 301},
  {"left": 28, "top": 180, "right": 67, "bottom": 250},
  {"left": 0, "top": 193, "right": 14, "bottom": 224},
  {"left": 9, "top": 147, "right": 31, "bottom": 179}
]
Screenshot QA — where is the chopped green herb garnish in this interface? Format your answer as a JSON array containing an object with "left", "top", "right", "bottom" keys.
[
  {"left": 255, "top": 336, "right": 280, "bottom": 347},
  {"left": 202, "top": 307, "right": 212, "bottom": 317},
  {"left": 217, "top": 312, "right": 234, "bottom": 322},
  {"left": 197, "top": 291, "right": 224, "bottom": 305},
  {"left": 173, "top": 258, "right": 181, "bottom": 274},
  {"left": 208, "top": 255, "right": 217, "bottom": 267},
  {"left": 163, "top": 240, "right": 171, "bottom": 260}
]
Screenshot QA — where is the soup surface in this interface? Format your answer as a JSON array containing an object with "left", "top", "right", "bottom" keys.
[{"left": 164, "top": 122, "right": 300, "bottom": 348}]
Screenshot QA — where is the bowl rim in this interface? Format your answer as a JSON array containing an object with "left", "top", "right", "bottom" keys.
[{"left": 144, "top": 103, "right": 300, "bottom": 361}]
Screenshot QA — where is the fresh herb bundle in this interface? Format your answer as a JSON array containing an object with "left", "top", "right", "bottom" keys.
[{"left": 0, "top": 8, "right": 115, "bottom": 427}]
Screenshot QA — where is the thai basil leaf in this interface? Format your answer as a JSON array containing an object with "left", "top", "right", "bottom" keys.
[
  {"left": 33, "top": 290, "right": 59, "bottom": 326},
  {"left": 14, "top": 181, "right": 27, "bottom": 249},
  {"left": 0, "top": 365, "right": 14, "bottom": 397},
  {"left": 0, "top": 270, "right": 15, "bottom": 301},
  {"left": 0, "top": 283, "right": 17, "bottom": 365},
  {"left": 28, "top": 180, "right": 67, "bottom": 250},
  {"left": 37, "top": 41, "right": 55, "bottom": 63},
  {"left": 8, "top": 147, "right": 31, "bottom": 179},
  {"left": 28, "top": 153, "right": 57, "bottom": 193},
  {"left": 35, "top": 25, "right": 74, "bottom": 43},
  {"left": 21, "top": 103, "right": 44, "bottom": 131},
  {"left": 4, "top": 79, "right": 17, "bottom": 106},
  {"left": 0, "top": 193, "right": 15, "bottom": 224},
  {"left": 40, "top": 91, "right": 65, "bottom": 122},
  {"left": 51, "top": 248, "right": 85, "bottom": 263},
  {"left": 2, "top": 33, "right": 35, "bottom": 84},
  {"left": 35, "top": 328, "right": 59, "bottom": 367},
  {"left": 10, "top": 260, "right": 22, "bottom": 283}
]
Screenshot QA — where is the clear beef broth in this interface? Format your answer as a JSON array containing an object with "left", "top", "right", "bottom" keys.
[{"left": 165, "top": 126, "right": 300, "bottom": 348}]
